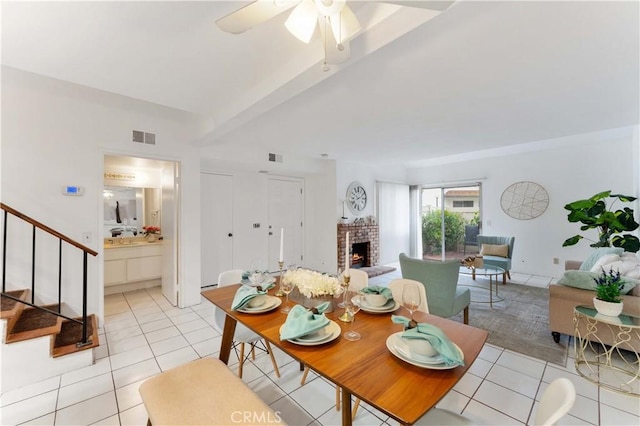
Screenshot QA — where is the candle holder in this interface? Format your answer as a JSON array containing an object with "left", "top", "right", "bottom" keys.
[
  {"left": 274, "top": 260, "right": 285, "bottom": 297},
  {"left": 338, "top": 274, "right": 353, "bottom": 322}
]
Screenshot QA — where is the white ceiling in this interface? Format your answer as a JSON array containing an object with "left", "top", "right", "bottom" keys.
[{"left": 2, "top": 1, "right": 638, "bottom": 167}]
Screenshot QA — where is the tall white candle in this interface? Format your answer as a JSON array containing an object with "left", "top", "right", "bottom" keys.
[
  {"left": 345, "top": 231, "right": 350, "bottom": 275},
  {"left": 279, "top": 228, "right": 284, "bottom": 263}
]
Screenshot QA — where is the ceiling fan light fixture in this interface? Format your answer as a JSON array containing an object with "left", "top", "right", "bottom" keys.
[
  {"left": 315, "top": 0, "right": 346, "bottom": 17},
  {"left": 285, "top": 0, "right": 318, "bottom": 43},
  {"left": 329, "top": 5, "right": 360, "bottom": 45}
]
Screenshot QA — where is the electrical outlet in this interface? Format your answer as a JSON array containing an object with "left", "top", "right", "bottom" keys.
[
  {"left": 253, "top": 223, "right": 260, "bottom": 228},
  {"left": 553, "top": 257, "right": 559, "bottom": 265},
  {"left": 82, "top": 232, "right": 92, "bottom": 243}
]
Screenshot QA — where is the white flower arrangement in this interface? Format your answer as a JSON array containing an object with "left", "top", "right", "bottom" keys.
[{"left": 282, "top": 268, "right": 342, "bottom": 298}]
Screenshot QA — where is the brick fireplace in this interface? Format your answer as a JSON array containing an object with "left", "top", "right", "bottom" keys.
[{"left": 337, "top": 223, "right": 379, "bottom": 271}]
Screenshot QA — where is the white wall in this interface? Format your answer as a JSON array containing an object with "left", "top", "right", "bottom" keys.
[
  {"left": 407, "top": 126, "right": 639, "bottom": 278},
  {"left": 335, "top": 160, "right": 406, "bottom": 221},
  {"left": 1, "top": 67, "right": 207, "bottom": 320}
]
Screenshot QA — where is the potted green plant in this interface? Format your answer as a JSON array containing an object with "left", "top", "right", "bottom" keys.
[
  {"left": 592, "top": 267, "right": 624, "bottom": 316},
  {"left": 562, "top": 191, "right": 639, "bottom": 253}
]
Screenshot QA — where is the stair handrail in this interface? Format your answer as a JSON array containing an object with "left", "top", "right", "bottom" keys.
[
  {"left": 1, "top": 202, "right": 98, "bottom": 347},
  {"left": 0, "top": 203, "right": 98, "bottom": 256}
]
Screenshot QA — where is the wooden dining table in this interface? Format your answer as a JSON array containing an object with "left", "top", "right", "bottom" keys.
[{"left": 202, "top": 284, "right": 488, "bottom": 426}]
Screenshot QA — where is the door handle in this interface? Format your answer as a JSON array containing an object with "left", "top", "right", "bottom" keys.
[
  {"left": 228, "top": 233, "right": 233, "bottom": 237},
  {"left": 268, "top": 232, "right": 273, "bottom": 236}
]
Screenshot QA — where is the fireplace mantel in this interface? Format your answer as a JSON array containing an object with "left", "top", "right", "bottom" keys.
[{"left": 337, "top": 223, "right": 379, "bottom": 271}]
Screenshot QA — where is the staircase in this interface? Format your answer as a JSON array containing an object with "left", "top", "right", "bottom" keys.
[{"left": 1, "top": 203, "right": 100, "bottom": 393}]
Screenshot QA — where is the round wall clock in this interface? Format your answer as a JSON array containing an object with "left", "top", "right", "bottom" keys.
[
  {"left": 346, "top": 181, "right": 367, "bottom": 215},
  {"left": 500, "top": 181, "right": 549, "bottom": 220}
]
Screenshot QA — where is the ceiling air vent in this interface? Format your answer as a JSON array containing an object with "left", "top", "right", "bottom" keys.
[
  {"left": 268, "top": 153, "right": 283, "bottom": 163},
  {"left": 132, "top": 130, "right": 144, "bottom": 143}
]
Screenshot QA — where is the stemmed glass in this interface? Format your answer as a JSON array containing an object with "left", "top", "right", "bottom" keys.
[
  {"left": 402, "top": 283, "right": 421, "bottom": 322},
  {"left": 344, "top": 291, "right": 362, "bottom": 341},
  {"left": 280, "top": 279, "right": 294, "bottom": 314}
]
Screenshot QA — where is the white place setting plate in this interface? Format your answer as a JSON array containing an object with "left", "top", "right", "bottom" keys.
[
  {"left": 237, "top": 296, "right": 282, "bottom": 313},
  {"left": 280, "top": 321, "right": 341, "bottom": 346},
  {"left": 360, "top": 299, "right": 400, "bottom": 314},
  {"left": 385, "top": 332, "right": 464, "bottom": 370}
]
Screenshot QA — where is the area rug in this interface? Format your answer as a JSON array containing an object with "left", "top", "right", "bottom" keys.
[
  {"left": 360, "top": 266, "right": 396, "bottom": 278},
  {"left": 453, "top": 275, "right": 569, "bottom": 366}
]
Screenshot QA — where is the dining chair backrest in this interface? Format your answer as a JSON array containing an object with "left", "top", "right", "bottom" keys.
[
  {"left": 534, "top": 378, "right": 576, "bottom": 426},
  {"left": 213, "top": 269, "right": 245, "bottom": 333},
  {"left": 343, "top": 269, "right": 368, "bottom": 292},
  {"left": 388, "top": 278, "right": 429, "bottom": 313},
  {"left": 217, "top": 269, "right": 245, "bottom": 287}
]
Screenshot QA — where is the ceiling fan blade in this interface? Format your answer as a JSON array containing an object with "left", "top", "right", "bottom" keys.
[
  {"left": 329, "top": 5, "right": 361, "bottom": 45},
  {"left": 216, "top": 0, "right": 299, "bottom": 34},
  {"left": 382, "top": 1, "right": 455, "bottom": 12},
  {"left": 285, "top": 0, "right": 319, "bottom": 43}
]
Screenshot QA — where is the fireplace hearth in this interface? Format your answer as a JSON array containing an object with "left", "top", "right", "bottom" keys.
[{"left": 337, "top": 223, "right": 379, "bottom": 271}]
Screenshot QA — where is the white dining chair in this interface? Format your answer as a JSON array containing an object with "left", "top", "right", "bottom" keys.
[
  {"left": 214, "top": 269, "right": 280, "bottom": 379},
  {"left": 343, "top": 268, "right": 369, "bottom": 291},
  {"left": 388, "top": 278, "right": 429, "bottom": 314},
  {"left": 534, "top": 378, "right": 576, "bottom": 425},
  {"left": 414, "top": 377, "right": 576, "bottom": 425}
]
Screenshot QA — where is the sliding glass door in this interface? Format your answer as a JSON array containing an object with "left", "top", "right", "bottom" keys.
[{"left": 420, "top": 184, "right": 481, "bottom": 261}]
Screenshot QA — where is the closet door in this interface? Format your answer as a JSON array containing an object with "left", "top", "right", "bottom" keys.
[
  {"left": 201, "top": 173, "right": 234, "bottom": 287},
  {"left": 268, "top": 178, "right": 303, "bottom": 271}
]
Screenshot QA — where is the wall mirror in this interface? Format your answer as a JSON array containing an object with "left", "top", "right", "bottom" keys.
[{"left": 103, "top": 186, "right": 160, "bottom": 237}]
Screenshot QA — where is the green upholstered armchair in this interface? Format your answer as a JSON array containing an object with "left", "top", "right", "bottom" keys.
[
  {"left": 398, "top": 253, "right": 470, "bottom": 324},
  {"left": 476, "top": 235, "right": 515, "bottom": 284}
]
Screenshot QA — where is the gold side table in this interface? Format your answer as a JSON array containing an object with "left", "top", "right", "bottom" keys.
[{"left": 573, "top": 305, "right": 640, "bottom": 396}]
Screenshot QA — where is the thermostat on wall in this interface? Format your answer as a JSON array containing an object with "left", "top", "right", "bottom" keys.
[{"left": 62, "top": 186, "right": 84, "bottom": 196}]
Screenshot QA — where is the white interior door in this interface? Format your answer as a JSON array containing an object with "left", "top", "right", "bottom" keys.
[
  {"left": 161, "top": 162, "right": 178, "bottom": 305},
  {"left": 200, "top": 173, "right": 233, "bottom": 287},
  {"left": 268, "top": 178, "right": 303, "bottom": 271}
]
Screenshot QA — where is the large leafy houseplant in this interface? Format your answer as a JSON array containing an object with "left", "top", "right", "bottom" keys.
[{"left": 562, "top": 191, "right": 639, "bottom": 253}]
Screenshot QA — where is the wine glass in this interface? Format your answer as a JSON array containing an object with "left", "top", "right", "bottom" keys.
[
  {"left": 280, "top": 279, "right": 294, "bottom": 314},
  {"left": 402, "top": 283, "right": 421, "bottom": 321},
  {"left": 344, "top": 291, "right": 362, "bottom": 341}
]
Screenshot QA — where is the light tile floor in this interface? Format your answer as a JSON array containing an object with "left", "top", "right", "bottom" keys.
[{"left": 1, "top": 266, "right": 639, "bottom": 425}]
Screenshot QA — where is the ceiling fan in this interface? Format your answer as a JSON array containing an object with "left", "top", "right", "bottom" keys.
[{"left": 216, "top": 0, "right": 454, "bottom": 70}]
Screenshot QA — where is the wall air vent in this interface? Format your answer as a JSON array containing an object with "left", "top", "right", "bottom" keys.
[
  {"left": 132, "top": 130, "right": 144, "bottom": 143},
  {"left": 268, "top": 153, "right": 283, "bottom": 163},
  {"left": 144, "top": 132, "right": 156, "bottom": 145}
]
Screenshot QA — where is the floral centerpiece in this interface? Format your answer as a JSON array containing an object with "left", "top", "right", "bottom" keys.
[
  {"left": 143, "top": 226, "right": 160, "bottom": 235},
  {"left": 282, "top": 268, "right": 342, "bottom": 312},
  {"left": 143, "top": 226, "right": 160, "bottom": 241}
]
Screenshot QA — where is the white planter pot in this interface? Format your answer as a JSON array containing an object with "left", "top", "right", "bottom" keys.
[{"left": 593, "top": 297, "right": 623, "bottom": 317}]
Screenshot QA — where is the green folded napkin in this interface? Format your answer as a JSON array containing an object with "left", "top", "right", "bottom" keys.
[
  {"left": 391, "top": 315, "right": 464, "bottom": 367},
  {"left": 231, "top": 285, "right": 266, "bottom": 310},
  {"left": 280, "top": 302, "right": 331, "bottom": 341},
  {"left": 361, "top": 285, "right": 394, "bottom": 302}
]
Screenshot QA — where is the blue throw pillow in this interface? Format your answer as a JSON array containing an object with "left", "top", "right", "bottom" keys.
[
  {"left": 558, "top": 270, "right": 638, "bottom": 294},
  {"left": 579, "top": 248, "right": 624, "bottom": 271}
]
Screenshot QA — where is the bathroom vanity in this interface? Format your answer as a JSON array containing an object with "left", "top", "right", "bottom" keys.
[{"left": 104, "top": 239, "right": 163, "bottom": 294}]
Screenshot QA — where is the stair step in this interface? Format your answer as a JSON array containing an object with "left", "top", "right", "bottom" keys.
[
  {"left": 1, "top": 289, "right": 29, "bottom": 319},
  {"left": 52, "top": 314, "right": 99, "bottom": 358},
  {"left": 5, "top": 305, "right": 62, "bottom": 343}
]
